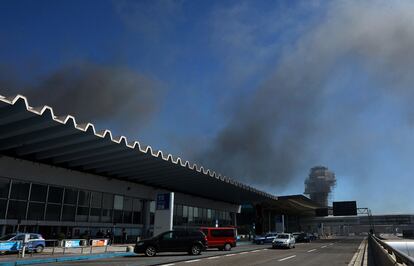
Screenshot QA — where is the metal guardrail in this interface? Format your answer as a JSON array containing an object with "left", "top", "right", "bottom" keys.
[
  {"left": 370, "top": 234, "right": 414, "bottom": 266},
  {"left": 0, "top": 238, "right": 113, "bottom": 258}
]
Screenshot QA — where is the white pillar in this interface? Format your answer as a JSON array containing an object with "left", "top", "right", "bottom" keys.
[{"left": 153, "top": 192, "right": 174, "bottom": 236}]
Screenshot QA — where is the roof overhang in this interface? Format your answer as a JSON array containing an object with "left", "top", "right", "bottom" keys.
[
  {"left": 261, "top": 195, "right": 321, "bottom": 215},
  {"left": 0, "top": 95, "right": 278, "bottom": 205}
]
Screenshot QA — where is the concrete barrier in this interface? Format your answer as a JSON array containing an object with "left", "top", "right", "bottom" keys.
[{"left": 368, "top": 234, "right": 414, "bottom": 266}]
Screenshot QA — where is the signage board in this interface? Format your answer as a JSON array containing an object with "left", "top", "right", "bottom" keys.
[
  {"left": 0, "top": 241, "right": 21, "bottom": 251},
  {"left": 156, "top": 193, "right": 171, "bottom": 210},
  {"left": 64, "top": 240, "right": 82, "bottom": 248},
  {"left": 91, "top": 239, "right": 108, "bottom": 247},
  {"left": 333, "top": 201, "right": 357, "bottom": 216}
]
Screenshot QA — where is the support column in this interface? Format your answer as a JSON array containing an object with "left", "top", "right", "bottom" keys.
[
  {"left": 142, "top": 200, "right": 151, "bottom": 238},
  {"left": 153, "top": 192, "right": 174, "bottom": 236}
]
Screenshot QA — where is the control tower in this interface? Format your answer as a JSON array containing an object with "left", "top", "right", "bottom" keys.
[{"left": 304, "top": 166, "right": 336, "bottom": 207}]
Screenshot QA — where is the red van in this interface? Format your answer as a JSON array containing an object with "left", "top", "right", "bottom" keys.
[{"left": 200, "top": 227, "right": 237, "bottom": 251}]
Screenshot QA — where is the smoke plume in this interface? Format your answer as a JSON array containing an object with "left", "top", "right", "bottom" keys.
[
  {"left": 1, "top": 62, "right": 163, "bottom": 131},
  {"left": 196, "top": 1, "right": 414, "bottom": 187}
]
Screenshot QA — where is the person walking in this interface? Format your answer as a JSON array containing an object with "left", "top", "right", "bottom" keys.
[{"left": 122, "top": 228, "right": 127, "bottom": 244}]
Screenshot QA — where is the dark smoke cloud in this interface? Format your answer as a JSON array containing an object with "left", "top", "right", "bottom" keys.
[
  {"left": 1, "top": 62, "right": 163, "bottom": 131},
  {"left": 196, "top": 1, "right": 414, "bottom": 187}
]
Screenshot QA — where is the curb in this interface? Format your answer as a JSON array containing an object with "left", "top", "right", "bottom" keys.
[{"left": 0, "top": 252, "right": 135, "bottom": 266}]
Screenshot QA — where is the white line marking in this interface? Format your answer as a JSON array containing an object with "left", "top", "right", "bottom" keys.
[
  {"left": 184, "top": 259, "right": 201, "bottom": 263},
  {"left": 307, "top": 249, "right": 317, "bottom": 253},
  {"left": 251, "top": 250, "right": 261, "bottom": 253},
  {"left": 321, "top": 245, "right": 327, "bottom": 248},
  {"left": 207, "top": 256, "right": 220, "bottom": 260},
  {"left": 240, "top": 251, "right": 249, "bottom": 254},
  {"left": 329, "top": 243, "right": 334, "bottom": 246},
  {"left": 278, "top": 255, "right": 296, "bottom": 261},
  {"left": 160, "top": 264, "right": 175, "bottom": 266},
  {"left": 225, "top": 253, "right": 236, "bottom": 257}
]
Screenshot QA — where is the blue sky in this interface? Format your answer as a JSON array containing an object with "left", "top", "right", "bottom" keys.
[{"left": 1, "top": 0, "right": 414, "bottom": 214}]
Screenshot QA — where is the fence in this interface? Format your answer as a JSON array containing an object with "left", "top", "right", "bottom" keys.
[{"left": 0, "top": 238, "right": 119, "bottom": 258}]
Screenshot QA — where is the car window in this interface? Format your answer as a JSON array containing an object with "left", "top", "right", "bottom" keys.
[
  {"left": 211, "top": 229, "right": 234, "bottom": 238},
  {"left": 14, "top": 235, "right": 25, "bottom": 240},
  {"left": 161, "top": 232, "right": 174, "bottom": 240},
  {"left": 30, "top": 234, "right": 39, "bottom": 240},
  {"left": 175, "top": 231, "right": 188, "bottom": 238},
  {"left": 278, "top": 234, "right": 289, "bottom": 239}
]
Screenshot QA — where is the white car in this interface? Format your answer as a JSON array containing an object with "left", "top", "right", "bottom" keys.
[{"left": 272, "top": 233, "right": 295, "bottom": 249}]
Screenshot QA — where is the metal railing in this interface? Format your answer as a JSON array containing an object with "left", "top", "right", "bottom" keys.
[
  {"left": 369, "top": 234, "right": 414, "bottom": 266},
  {"left": 0, "top": 238, "right": 116, "bottom": 258}
]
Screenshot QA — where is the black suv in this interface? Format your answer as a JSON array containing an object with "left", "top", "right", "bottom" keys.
[{"left": 134, "top": 230, "right": 208, "bottom": 257}]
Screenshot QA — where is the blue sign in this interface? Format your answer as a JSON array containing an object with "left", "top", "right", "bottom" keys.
[
  {"left": 156, "top": 193, "right": 171, "bottom": 210},
  {"left": 64, "top": 240, "right": 82, "bottom": 248},
  {"left": 0, "top": 241, "right": 21, "bottom": 251}
]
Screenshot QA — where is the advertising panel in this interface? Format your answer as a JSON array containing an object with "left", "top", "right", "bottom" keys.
[
  {"left": 64, "top": 240, "right": 82, "bottom": 248},
  {"left": 0, "top": 241, "right": 21, "bottom": 251},
  {"left": 91, "top": 239, "right": 108, "bottom": 247}
]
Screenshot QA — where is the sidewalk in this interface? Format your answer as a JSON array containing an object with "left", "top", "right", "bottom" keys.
[
  {"left": 0, "top": 244, "right": 135, "bottom": 266},
  {"left": 0, "top": 252, "right": 135, "bottom": 266}
]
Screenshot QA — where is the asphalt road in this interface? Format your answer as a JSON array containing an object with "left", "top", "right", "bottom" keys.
[{"left": 49, "top": 238, "right": 362, "bottom": 266}]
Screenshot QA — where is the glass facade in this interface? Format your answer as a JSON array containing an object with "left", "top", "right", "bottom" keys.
[
  {"left": 173, "top": 204, "right": 233, "bottom": 227},
  {"left": 0, "top": 177, "right": 143, "bottom": 225}
]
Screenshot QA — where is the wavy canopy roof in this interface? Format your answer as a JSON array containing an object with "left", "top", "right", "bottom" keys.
[{"left": 0, "top": 94, "right": 279, "bottom": 204}]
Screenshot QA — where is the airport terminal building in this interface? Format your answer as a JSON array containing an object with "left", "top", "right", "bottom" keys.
[{"left": 0, "top": 95, "right": 319, "bottom": 242}]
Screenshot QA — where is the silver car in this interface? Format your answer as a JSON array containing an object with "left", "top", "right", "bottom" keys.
[{"left": 272, "top": 233, "right": 295, "bottom": 249}]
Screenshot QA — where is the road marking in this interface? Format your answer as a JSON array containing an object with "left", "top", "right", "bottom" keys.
[
  {"left": 278, "top": 255, "right": 296, "bottom": 261},
  {"left": 160, "top": 264, "right": 175, "bottom": 266},
  {"left": 251, "top": 250, "right": 261, "bottom": 253},
  {"left": 240, "top": 251, "right": 249, "bottom": 254},
  {"left": 184, "top": 259, "right": 201, "bottom": 263},
  {"left": 321, "top": 245, "right": 327, "bottom": 248},
  {"left": 207, "top": 256, "right": 220, "bottom": 260},
  {"left": 225, "top": 253, "right": 236, "bottom": 257},
  {"left": 329, "top": 243, "right": 334, "bottom": 246},
  {"left": 307, "top": 249, "right": 317, "bottom": 253}
]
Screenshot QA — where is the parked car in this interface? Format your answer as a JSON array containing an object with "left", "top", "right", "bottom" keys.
[
  {"left": 0, "top": 233, "right": 45, "bottom": 253},
  {"left": 292, "top": 232, "right": 310, "bottom": 243},
  {"left": 253, "top": 233, "right": 278, "bottom": 244},
  {"left": 134, "top": 230, "right": 207, "bottom": 257},
  {"left": 272, "top": 233, "right": 295, "bottom": 249},
  {"left": 200, "top": 227, "right": 236, "bottom": 251}
]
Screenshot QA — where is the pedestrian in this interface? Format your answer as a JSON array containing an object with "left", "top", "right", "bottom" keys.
[
  {"left": 105, "top": 230, "right": 113, "bottom": 245},
  {"left": 122, "top": 228, "right": 127, "bottom": 244}
]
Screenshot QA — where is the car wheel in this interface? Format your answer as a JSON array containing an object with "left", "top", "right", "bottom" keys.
[
  {"left": 224, "top": 243, "right": 232, "bottom": 251},
  {"left": 35, "top": 245, "right": 44, "bottom": 253},
  {"left": 190, "top": 244, "right": 201, "bottom": 255},
  {"left": 145, "top": 246, "right": 157, "bottom": 257}
]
